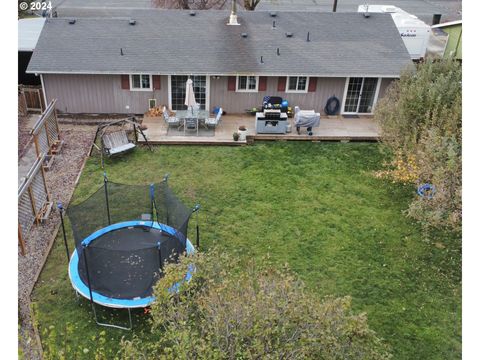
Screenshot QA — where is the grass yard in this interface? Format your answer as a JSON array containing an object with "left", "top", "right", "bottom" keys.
[{"left": 31, "top": 142, "right": 461, "bottom": 359}]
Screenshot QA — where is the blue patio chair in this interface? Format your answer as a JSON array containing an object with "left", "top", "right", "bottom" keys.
[{"left": 205, "top": 107, "right": 222, "bottom": 128}]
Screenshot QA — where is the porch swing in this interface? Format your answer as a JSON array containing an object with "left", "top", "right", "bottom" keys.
[{"left": 91, "top": 117, "right": 152, "bottom": 166}]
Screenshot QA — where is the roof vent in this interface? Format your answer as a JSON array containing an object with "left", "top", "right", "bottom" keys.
[
  {"left": 285, "top": 32, "right": 293, "bottom": 38},
  {"left": 276, "top": 47, "right": 280, "bottom": 56},
  {"left": 307, "top": 31, "right": 310, "bottom": 41},
  {"left": 129, "top": 19, "right": 136, "bottom": 25},
  {"left": 68, "top": 19, "right": 76, "bottom": 25},
  {"left": 260, "top": 56, "right": 264, "bottom": 64},
  {"left": 189, "top": 11, "right": 196, "bottom": 16},
  {"left": 270, "top": 11, "right": 277, "bottom": 17},
  {"left": 272, "top": 20, "right": 276, "bottom": 28},
  {"left": 241, "top": 32, "right": 248, "bottom": 38},
  {"left": 362, "top": 4, "right": 370, "bottom": 18}
]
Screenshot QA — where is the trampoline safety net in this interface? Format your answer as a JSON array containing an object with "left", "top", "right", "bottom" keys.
[{"left": 66, "top": 179, "right": 194, "bottom": 300}]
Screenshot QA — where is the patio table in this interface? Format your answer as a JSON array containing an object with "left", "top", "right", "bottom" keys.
[{"left": 176, "top": 109, "right": 210, "bottom": 136}]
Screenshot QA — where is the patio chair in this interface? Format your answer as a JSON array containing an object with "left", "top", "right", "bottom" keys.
[
  {"left": 205, "top": 107, "right": 222, "bottom": 128},
  {"left": 184, "top": 117, "right": 198, "bottom": 135},
  {"left": 163, "top": 106, "right": 180, "bottom": 128},
  {"left": 192, "top": 103, "right": 200, "bottom": 115},
  {"left": 102, "top": 129, "right": 136, "bottom": 156}
]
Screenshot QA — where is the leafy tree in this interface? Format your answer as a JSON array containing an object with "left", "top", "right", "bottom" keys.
[
  {"left": 119, "top": 249, "right": 392, "bottom": 359},
  {"left": 374, "top": 59, "right": 462, "bottom": 231}
]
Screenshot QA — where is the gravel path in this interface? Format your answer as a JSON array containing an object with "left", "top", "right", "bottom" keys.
[{"left": 18, "top": 123, "right": 97, "bottom": 359}]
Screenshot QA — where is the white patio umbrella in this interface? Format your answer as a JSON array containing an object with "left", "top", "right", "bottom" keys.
[{"left": 184, "top": 78, "right": 198, "bottom": 114}]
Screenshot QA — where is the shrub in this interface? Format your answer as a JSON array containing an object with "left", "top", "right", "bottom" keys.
[
  {"left": 374, "top": 59, "right": 461, "bottom": 232},
  {"left": 120, "top": 249, "right": 392, "bottom": 359}
]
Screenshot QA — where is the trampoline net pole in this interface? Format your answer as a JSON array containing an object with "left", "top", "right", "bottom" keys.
[
  {"left": 103, "top": 173, "right": 111, "bottom": 225},
  {"left": 57, "top": 203, "right": 70, "bottom": 263},
  {"left": 82, "top": 247, "right": 95, "bottom": 305},
  {"left": 83, "top": 245, "right": 133, "bottom": 331},
  {"left": 196, "top": 210, "right": 200, "bottom": 249},
  {"left": 82, "top": 245, "right": 100, "bottom": 325},
  {"left": 158, "top": 243, "right": 163, "bottom": 272},
  {"left": 192, "top": 204, "right": 201, "bottom": 249},
  {"left": 150, "top": 184, "right": 157, "bottom": 225}
]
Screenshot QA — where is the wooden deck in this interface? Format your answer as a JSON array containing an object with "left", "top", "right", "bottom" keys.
[{"left": 138, "top": 114, "right": 379, "bottom": 145}]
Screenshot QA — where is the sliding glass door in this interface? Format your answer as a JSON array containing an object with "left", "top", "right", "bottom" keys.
[
  {"left": 343, "top": 77, "right": 380, "bottom": 114},
  {"left": 170, "top": 75, "right": 207, "bottom": 111}
]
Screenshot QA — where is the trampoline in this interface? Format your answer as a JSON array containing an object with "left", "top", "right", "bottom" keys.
[{"left": 59, "top": 174, "right": 200, "bottom": 330}]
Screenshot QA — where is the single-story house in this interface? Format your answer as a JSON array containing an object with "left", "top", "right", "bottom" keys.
[{"left": 27, "top": 10, "right": 412, "bottom": 115}]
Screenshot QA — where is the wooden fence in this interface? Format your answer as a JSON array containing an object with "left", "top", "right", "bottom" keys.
[
  {"left": 18, "top": 154, "right": 53, "bottom": 255},
  {"left": 31, "top": 99, "right": 63, "bottom": 169},
  {"left": 19, "top": 85, "right": 45, "bottom": 113}
]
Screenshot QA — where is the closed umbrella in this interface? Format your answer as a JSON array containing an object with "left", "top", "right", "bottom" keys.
[{"left": 184, "top": 78, "right": 197, "bottom": 114}]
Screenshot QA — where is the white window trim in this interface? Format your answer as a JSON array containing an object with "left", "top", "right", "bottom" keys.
[
  {"left": 205, "top": 76, "right": 210, "bottom": 111},
  {"left": 167, "top": 75, "right": 210, "bottom": 112},
  {"left": 130, "top": 74, "right": 153, "bottom": 91},
  {"left": 341, "top": 77, "right": 382, "bottom": 115},
  {"left": 285, "top": 76, "right": 309, "bottom": 93},
  {"left": 168, "top": 75, "right": 172, "bottom": 110},
  {"left": 236, "top": 76, "right": 259, "bottom": 92}
]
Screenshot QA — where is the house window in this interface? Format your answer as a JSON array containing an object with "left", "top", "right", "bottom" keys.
[
  {"left": 286, "top": 76, "right": 309, "bottom": 92},
  {"left": 236, "top": 76, "right": 258, "bottom": 92},
  {"left": 130, "top": 74, "right": 152, "bottom": 91}
]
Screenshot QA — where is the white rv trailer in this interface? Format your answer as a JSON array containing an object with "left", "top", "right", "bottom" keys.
[{"left": 358, "top": 4, "right": 431, "bottom": 60}]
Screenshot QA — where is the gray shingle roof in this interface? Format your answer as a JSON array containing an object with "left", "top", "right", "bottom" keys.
[{"left": 27, "top": 10, "right": 412, "bottom": 77}]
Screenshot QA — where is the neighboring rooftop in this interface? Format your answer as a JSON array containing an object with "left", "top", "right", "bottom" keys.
[
  {"left": 18, "top": 17, "right": 46, "bottom": 51},
  {"left": 27, "top": 10, "right": 412, "bottom": 77},
  {"left": 49, "top": 0, "right": 462, "bottom": 24}
]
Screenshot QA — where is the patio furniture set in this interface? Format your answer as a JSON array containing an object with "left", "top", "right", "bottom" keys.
[{"left": 163, "top": 106, "right": 223, "bottom": 136}]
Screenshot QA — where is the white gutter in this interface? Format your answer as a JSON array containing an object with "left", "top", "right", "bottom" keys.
[{"left": 29, "top": 70, "right": 402, "bottom": 79}]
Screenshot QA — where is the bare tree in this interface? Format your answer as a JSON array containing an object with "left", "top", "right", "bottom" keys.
[
  {"left": 152, "top": 0, "right": 262, "bottom": 10},
  {"left": 243, "top": 0, "right": 261, "bottom": 10},
  {"left": 152, "top": 0, "right": 228, "bottom": 10}
]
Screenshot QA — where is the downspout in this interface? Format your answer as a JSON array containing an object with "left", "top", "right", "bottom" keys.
[{"left": 40, "top": 74, "right": 48, "bottom": 111}]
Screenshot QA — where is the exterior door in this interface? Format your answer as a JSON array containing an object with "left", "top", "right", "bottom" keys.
[
  {"left": 343, "top": 77, "right": 380, "bottom": 114},
  {"left": 170, "top": 75, "right": 207, "bottom": 111}
]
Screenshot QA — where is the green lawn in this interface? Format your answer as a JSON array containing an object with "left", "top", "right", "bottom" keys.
[{"left": 31, "top": 142, "right": 461, "bottom": 359}]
